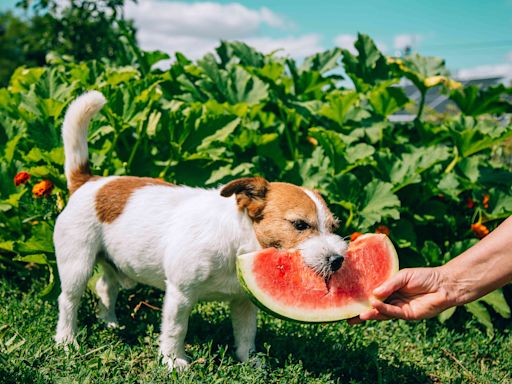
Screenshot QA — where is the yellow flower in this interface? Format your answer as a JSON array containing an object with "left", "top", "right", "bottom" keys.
[{"left": 424, "top": 76, "right": 462, "bottom": 90}]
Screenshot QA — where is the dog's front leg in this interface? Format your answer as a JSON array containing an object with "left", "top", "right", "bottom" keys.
[
  {"left": 159, "top": 282, "right": 193, "bottom": 371},
  {"left": 230, "top": 298, "right": 258, "bottom": 362}
]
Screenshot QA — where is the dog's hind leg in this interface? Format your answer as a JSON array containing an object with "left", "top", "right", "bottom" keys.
[
  {"left": 230, "top": 298, "right": 258, "bottom": 362},
  {"left": 54, "top": 218, "right": 100, "bottom": 345},
  {"left": 95, "top": 260, "right": 120, "bottom": 328}
]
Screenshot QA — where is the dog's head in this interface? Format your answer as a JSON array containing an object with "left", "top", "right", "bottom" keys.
[{"left": 221, "top": 177, "right": 347, "bottom": 278}]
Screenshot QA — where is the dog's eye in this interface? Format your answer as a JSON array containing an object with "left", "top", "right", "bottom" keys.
[{"left": 292, "top": 220, "right": 311, "bottom": 231}]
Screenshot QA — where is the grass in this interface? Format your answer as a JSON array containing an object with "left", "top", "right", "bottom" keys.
[{"left": 0, "top": 270, "right": 511, "bottom": 384}]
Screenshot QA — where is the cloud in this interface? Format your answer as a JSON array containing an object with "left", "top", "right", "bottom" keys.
[
  {"left": 456, "top": 63, "right": 512, "bottom": 81},
  {"left": 394, "top": 34, "right": 423, "bottom": 50},
  {"left": 333, "top": 34, "right": 357, "bottom": 54},
  {"left": 136, "top": 31, "right": 218, "bottom": 60},
  {"left": 245, "top": 34, "right": 323, "bottom": 57},
  {"left": 333, "top": 34, "right": 388, "bottom": 54},
  {"left": 125, "top": 0, "right": 320, "bottom": 60},
  {"left": 125, "top": 1, "right": 286, "bottom": 39}
]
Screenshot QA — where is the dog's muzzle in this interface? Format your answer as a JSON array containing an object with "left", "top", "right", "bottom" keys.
[{"left": 328, "top": 254, "right": 344, "bottom": 272}]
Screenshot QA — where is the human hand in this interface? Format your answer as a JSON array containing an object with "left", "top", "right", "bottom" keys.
[{"left": 348, "top": 267, "right": 457, "bottom": 325}]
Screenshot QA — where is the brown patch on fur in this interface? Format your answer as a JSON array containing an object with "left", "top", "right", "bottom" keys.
[
  {"left": 220, "top": 177, "right": 269, "bottom": 221},
  {"left": 69, "top": 163, "right": 100, "bottom": 195},
  {"left": 95, "top": 177, "right": 173, "bottom": 223},
  {"left": 252, "top": 182, "right": 323, "bottom": 249}
]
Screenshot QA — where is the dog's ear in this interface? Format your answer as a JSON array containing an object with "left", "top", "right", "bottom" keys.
[{"left": 220, "top": 177, "right": 269, "bottom": 221}]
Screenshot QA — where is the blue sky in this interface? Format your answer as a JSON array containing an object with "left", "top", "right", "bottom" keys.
[{"left": 3, "top": 0, "right": 512, "bottom": 78}]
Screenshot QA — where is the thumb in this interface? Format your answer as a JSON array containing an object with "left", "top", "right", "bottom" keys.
[{"left": 372, "top": 269, "right": 410, "bottom": 299}]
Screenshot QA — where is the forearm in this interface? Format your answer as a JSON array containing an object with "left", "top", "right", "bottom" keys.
[{"left": 439, "top": 216, "right": 512, "bottom": 306}]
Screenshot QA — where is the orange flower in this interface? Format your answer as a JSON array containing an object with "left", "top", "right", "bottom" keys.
[
  {"left": 466, "top": 197, "right": 474, "bottom": 209},
  {"left": 32, "top": 180, "right": 54, "bottom": 198},
  {"left": 375, "top": 225, "right": 390, "bottom": 236},
  {"left": 482, "top": 194, "right": 490, "bottom": 209},
  {"left": 14, "top": 171, "right": 30, "bottom": 186},
  {"left": 307, "top": 136, "right": 318, "bottom": 146},
  {"left": 350, "top": 232, "right": 363, "bottom": 242},
  {"left": 471, "top": 223, "right": 489, "bottom": 239}
]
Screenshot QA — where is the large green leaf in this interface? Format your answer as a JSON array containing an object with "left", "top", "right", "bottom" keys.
[
  {"left": 488, "top": 190, "right": 512, "bottom": 219},
  {"left": 300, "top": 47, "right": 343, "bottom": 74},
  {"left": 226, "top": 65, "right": 269, "bottom": 105},
  {"left": 197, "top": 117, "right": 241, "bottom": 151},
  {"left": 368, "top": 83, "right": 410, "bottom": 117},
  {"left": 465, "top": 301, "right": 494, "bottom": 337},
  {"left": 450, "top": 84, "right": 512, "bottom": 116},
  {"left": 377, "top": 146, "right": 450, "bottom": 191},
  {"left": 392, "top": 53, "right": 449, "bottom": 93},
  {"left": 216, "top": 41, "right": 264, "bottom": 68},
  {"left": 438, "top": 307, "right": 457, "bottom": 323},
  {"left": 358, "top": 180, "right": 401, "bottom": 229},
  {"left": 319, "top": 91, "right": 360, "bottom": 127},
  {"left": 342, "top": 34, "right": 390, "bottom": 89},
  {"left": 0, "top": 189, "right": 27, "bottom": 209},
  {"left": 421, "top": 240, "right": 442, "bottom": 266},
  {"left": 479, "top": 290, "right": 511, "bottom": 319},
  {"left": 308, "top": 127, "right": 347, "bottom": 174},
  {"left": 448, "top": 116, "right": 512, "bottom": 157},
  {"left": 16, "top": 222, "right": 54, "bottom": 254}
]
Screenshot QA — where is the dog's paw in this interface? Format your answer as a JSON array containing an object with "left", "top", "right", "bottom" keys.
[
  {"left": 55, "top": 333, "right": 79, "bottom": 351},
  {"left": 247, "top": 353, "right": 266, "bottom": 369},
  {"left": 162, "top": 355, "right": 190, "bottom": 372},
  {"left": 105, "top": 321, "right": 120, "bottom": 329},
  {"left": 236, "top": 345, "right": 255, "bottom": 363},
  {"left": 55, "top": 332, "right": 75, "bottom": 345}
]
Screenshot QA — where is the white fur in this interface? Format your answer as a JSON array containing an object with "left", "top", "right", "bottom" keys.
[
  {"left": 62, "top": 91, "right": 106, "bottom": 183},
  {"left": 54, "top": 181, "right": 261, "bottom": 369},
  {"left": 299, "top": 234, "right": 348, "bottom": 278},
  {"left": 303, "top": 189, "right": 327, "bottom": 234},
  {"left": 301, "top": 189, "right": 347, "bottom": 277},
  {"left": 54, "top": 91, "right": 348, "bottom": 371}
]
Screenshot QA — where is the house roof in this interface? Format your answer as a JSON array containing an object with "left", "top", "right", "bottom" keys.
[{"left": 390, "top": 77, "right": 506, "bottom": 121}]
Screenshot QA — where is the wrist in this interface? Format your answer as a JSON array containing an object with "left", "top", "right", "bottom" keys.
[{"left": 436, "top": 264, "right": 468, "bottom": 307}]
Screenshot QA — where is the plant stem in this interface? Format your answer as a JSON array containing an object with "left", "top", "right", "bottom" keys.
[
  {"left": 444, "top": 146, "right": 459, "bottom": 173},
  {"left": 127, "top": 123, "right": 144, "bottom": 173},
  {"left": 344, "top": 205, "right": 354, "bottom": 230},
  {"left": 416, "top": 90, "right": 426, "bottom": 121}
]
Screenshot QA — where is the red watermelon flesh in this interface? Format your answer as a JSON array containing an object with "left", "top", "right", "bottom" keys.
[{"left": 236, "top": 234, "right": 398, "bottom": 322}]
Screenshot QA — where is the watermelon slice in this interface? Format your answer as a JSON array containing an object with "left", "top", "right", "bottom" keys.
[{"left": 237, "top": 234, "right": 398, "bottom": 322}]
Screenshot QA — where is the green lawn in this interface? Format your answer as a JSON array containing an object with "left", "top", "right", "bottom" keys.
[{"left": 1, "top": 272, "right": 510, "bottom": 384}]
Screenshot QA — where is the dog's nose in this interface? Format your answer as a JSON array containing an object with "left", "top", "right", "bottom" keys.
[{"left": 329, "top": 254, "right": 344, "bottom": 272}]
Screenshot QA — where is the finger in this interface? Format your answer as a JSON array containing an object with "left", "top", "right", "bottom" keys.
[
  {"left": 358, "top": 308, "right": 391, "bottom": 321},
  {"left": 372, "top": 269, "right": 410, "bottom": 300},
  {"left": 370, "top": 298, "right": 408, "bottom": 319}
]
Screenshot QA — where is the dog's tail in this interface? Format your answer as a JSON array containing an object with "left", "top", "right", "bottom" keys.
[{"left": 62, "top": 90, "right": 106, "bottom": 194}]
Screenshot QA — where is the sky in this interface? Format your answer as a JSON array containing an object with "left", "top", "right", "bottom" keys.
[{"left": 3, "top": 0, "right": 512, "bottom": 79}]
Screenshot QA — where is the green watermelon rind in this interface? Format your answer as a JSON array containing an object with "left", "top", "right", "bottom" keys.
[{"left": 236, "top": 234, "right": 399, "bottom": 323}]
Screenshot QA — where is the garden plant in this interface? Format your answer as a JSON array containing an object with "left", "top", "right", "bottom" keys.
[{"left": 0, "top": 6, "right": 511, "bottom": 380}]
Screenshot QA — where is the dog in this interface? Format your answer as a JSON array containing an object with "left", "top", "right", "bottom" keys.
[{"left": 54, "top": 91, "right": 348, "bottom": 370}]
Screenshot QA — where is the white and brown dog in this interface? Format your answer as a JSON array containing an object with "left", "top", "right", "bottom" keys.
[{"left": 54, "top": 91, "right": 347, "bottom": 370}]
